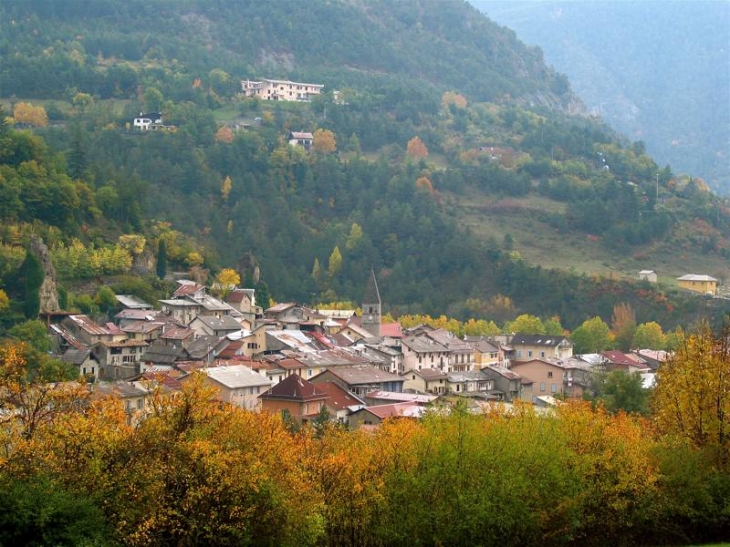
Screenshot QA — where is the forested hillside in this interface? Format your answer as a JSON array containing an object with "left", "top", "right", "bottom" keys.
[
  {"left": 1, "top": 0, "right": 730, "bottom": 332},
  {"left": 475, "top": 0, "right": 730, "bottom": 194}
]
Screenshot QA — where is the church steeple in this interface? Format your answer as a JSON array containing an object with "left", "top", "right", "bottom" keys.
[{"left": 361, "top": 268, "right": 381, "bottom": 337}]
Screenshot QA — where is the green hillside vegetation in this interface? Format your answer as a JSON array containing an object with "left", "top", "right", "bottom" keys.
[{"left": 1, "top": 0, "right": 730, "bottom": 333}]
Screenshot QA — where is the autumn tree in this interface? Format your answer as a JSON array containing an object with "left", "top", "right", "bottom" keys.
[
  {"left": 345, "top": 223, "right": 363, "bottom": 251},
  {"left": 505, "top": 314, "right": 545, "bottom": 335},
  {"left": 653, "top": 324, "right": 730, "bottom": 460},
  {"left": 214, "top": 268, "right": 240, "bottom": 298},
  {"left": 215, "top": 126, "right": 234, "bottom": 144},
  {"left": 328, "top": 246, "right": 342, "bottom": 278},
  {"left": 12, "top": 102, "right": 48, "bottom": 127},
  {"left": 313, "top": 128, "right": 336, "bottom": 154},
  {"left": 220, "top": 175, "right": 232, "bottom": 201},
  {"left": 571, "top": 316, "right": 612, "bottom": 353},
  {"left": 406, "top": 136, "right": 428, "bottom": 159},
  {"left": 441, "top": 91, "right": 468, "bottom": 110},
  {"left": 633, "top": 321, "right": 667, "bottom": 350},
  {"left": 312, "top": 258, "right": 323, "bottom": 282},
  {"left": 0, "top": 340, "right": 86, "bottom": 442},
  {"left": 117, "top": 234, "right": 146, "bottom": 256},
  {"left": 611, "top": 302, "right": 637, "bottom": 351},
  {"left": 544, "top": 316, "right": 565, "bottom": 336}
]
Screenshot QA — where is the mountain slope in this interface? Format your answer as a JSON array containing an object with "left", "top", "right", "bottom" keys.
[
  {"left": 0, "top": 0, "right": 573, "bottom": 108},
  {"left": 474, "top": 0, "right": 730, "bottom": 194},
  {"left": 1, "top": 0, "right": 730, "bottom": 331}
]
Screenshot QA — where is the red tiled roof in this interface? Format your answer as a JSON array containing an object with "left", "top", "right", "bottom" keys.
[
  {"left": 260, "top": 373, "right": 328, "bottom": 401},
  {"left": 315, "top": 381, "right": 363, "bottom": 410},
  {"left": 380, "top": 322, "right": 403, "bottom": 338},
  {"left": 363, "top": 401, "right": 420, "bottom": 420},
  {"left": 602, "top": 350, "right": 636, "bottom": 366},
  {"left": 173, "top": 282, "right": 205, "bottom": 298}
]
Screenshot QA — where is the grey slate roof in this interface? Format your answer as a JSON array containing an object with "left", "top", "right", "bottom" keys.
[{"left": 141, "top": 341, "right": 185, "bottom": 365}]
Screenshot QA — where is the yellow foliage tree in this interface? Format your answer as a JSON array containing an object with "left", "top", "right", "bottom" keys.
[
  {"left": 441, "top": 91, "right": 468, "bottom": 109},
  {"left": 313, "top": 128, "right": 337, "bottom": 154},
  {"left": 653, "top": 324, "right": 730, "bottom": 457},
  {"left": 221, "top": 175, "right": 232, "bottom": 201},
  {"left": 214, "top": 268, "right": 240, "bottom": 298},
  {"left": 12, "top": 102, "right": 48, "bottom": 127}
]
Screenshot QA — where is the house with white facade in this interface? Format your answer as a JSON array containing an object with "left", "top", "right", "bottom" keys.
[{"left": 242, "top": 78, "right": 323, "bottom": 102}]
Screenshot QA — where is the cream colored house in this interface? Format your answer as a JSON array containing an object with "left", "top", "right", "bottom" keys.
[
  {"left": 677, "top": 274, "right": 717, "bottom": 295},
  {"left": 510, "top": 333, "right": 573, "bottom": 363},
  {"left": 402, "top": 368, "right": 448, "bottom": 395},
  {"left": 242, "top": 78, "right": 324, "bottom": 102},
  {"left": 195, "top": 365, "right": 272, "bottom": 411}
]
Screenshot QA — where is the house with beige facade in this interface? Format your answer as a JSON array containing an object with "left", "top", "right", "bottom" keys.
[
  {"left": 402, "top": 367, "right": 448, "bottom": 395},
  {"left": 242, "top": 78, "right": 324, "bottom": 102},
  {"left": 510, "top": 333, "right": 573, "bottom": 363},
  {"left": 677, "top": 274, "right": 718, "bottom": 295},
  {"left": 193, "top": 365, "right": 272, "bottom": 411}
]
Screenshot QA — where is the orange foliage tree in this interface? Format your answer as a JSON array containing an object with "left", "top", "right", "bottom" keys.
[{"left": 406, "top": 136, "right": 428, "bottom": 159}]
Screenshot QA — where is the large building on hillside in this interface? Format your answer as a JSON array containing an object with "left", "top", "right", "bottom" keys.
[
  {"left": 677, "top": 274, "right": 717, "bottom": 295},
  {"left": 241, "top": 78, "right": 324, "bottom": 102}
]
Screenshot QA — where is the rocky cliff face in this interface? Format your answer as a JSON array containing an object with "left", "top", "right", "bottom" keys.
[{"left": 30, "top": 236, "right": 59, "bottom": 313}]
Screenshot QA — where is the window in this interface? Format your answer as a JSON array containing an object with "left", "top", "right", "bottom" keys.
[
  {"left": 551, "top": 383, "right": 558, "bottom": 393},
  {"left": 517, "top": 350, "right": 522, "bottom": 358},
  {"left": 137, "top": 399, "right": 143, "bottom": 409},
  {"left": 528, "top": 350, "right": 533, "bottom": 358},
  {"left": 548, "top": 371, "right": 553, "bottom": 378},
  {"left": 540, "top": 351, "right": 545, "bottom": 358},
  {"left": 540, "top": 382, "right": 546, "bottom": 392}
]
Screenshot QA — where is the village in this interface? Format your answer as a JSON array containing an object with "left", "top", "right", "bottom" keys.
[{"left": 44, "top": 269, "right": 671, "bottom": 429}]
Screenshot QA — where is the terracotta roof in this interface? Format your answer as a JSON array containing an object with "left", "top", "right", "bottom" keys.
[
  {"left": 601, "top": 350, "right": 637, "bottom": 366},
  {"left": 173, "top": 281, "right": 205, "bottom": 298},
  {"left": 380, "top": 322, "right": 403, "bottom": 338},
  {"left": 160, "top": 325, "right": 195, "bottom": 340},
  {"left": 217, "top": 340, "right": 244, "bottom": 359},
  {"left": 359, "top": 401, "right": 423, "bottom": 420},
  {"left": 260, "top": 373, "right": 328, "bottom": 401},
  {"left": 66, "top": 315, "right": 109, "bottom": 336},
  {"left": 315, "top": 381, "right": 364, "bottom": 410},
  {"left": 226, "top": 289, "right": 254, "bottom": 304},
  {"left": 98, "top": 339, "right": 149, "bottom": 348},
  {"left": 266, "top": 302, "right": 297, "bottom": 313},
  {"left": 413, "top": 368, "right": 448, "bottom": 381}
]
